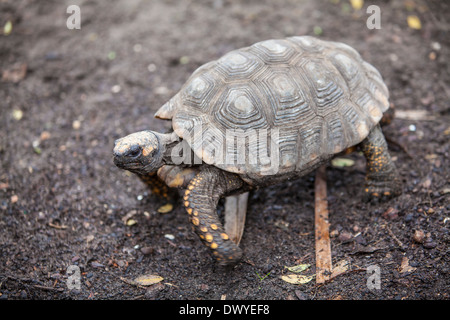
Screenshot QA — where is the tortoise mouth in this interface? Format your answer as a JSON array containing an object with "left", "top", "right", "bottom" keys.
[
  {"left": 113, "top": 155, "right": 157, "bottom": 175},
  {"left": 113, "top": 156, "right": 140, "bottom": 169}
]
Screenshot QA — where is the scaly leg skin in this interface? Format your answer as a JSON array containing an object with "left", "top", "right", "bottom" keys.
[
  {"left": 157, "top": 165, "right": 199, "bottom": 189},
  {"left": 139, "top": 172, "right": 172, "bottom": 202},
  {"left": 159, "top": 165, "right": 249, "bottom": 246},
  {"left": 183, "top": 166, "right": 245, "bottom": 266},
  {"left": 361, "top": 124, "right": 402, "bottom": 201}
]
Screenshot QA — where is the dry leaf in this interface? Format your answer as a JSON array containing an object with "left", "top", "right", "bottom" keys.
[
  {"left": 281, "top": 274, "right": 314, "bottom": 285},
  {"left": 157, "top": 203, "right": 173, "bottom": 213},
  {"left": 350, "top": 0, "right": 364, "bottom": 10},
  {"left": 285, "top": 264, "right": 311, "bottom": 273},
  {"left": 407, "top": 15, "right": 422, "bottom": 30},
  {"left": 331, "top": 157, "right": 355, "bottom": 167},
  {"left": 12, "top": 109, "right": 23, "bottom": 121},
  {"left": 134, "top": 274, "right": 164, "bottom": 286},
  {"left": 4, "top": 20, "right": 12, "bottom": 35},
  {"left": 126, "top": 219, "right": 137, "bottom": 226},
  {"left": 330, "top": 259, "right": 350, "bottom": 278},
  {"left": 400, "top": 256, "right": 416, "bottom": 273}
]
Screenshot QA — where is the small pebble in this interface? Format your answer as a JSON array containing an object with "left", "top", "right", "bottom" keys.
[
  {"left": 91, "top": 261, "right": 104, "bottom": 268},
  {"left": 141, "top": 246, "right": 154, "bottom": 255},
  {"left": 330, "top": 229, "right": 339, "bottom": 238},
  {"left": 111, "top": 85, "right": 121, "bottom": 93},
  {"left": 431, "top": 42, "right": 441, "bottom": 51},
  {"left": 383, "top": 207, "right": 399, "bottom": 220},
  {"left": 164, "top": 234, "right": 175, "bottom": 240},
  {"left": 412, "top": 229, "right": 425, "bottom": 243},
  {"left": 147, "top": 63, "right": 157, "bottom": 72},
  {"left": 72, "top": 120, "right": 81, "bottom": 130},
  {"left": 133, "top": 44, "right": 142, "bottom": 52},
  {"left": 423, "top": 239, "right": 437, "bottom": 249},
  {"left": 338, "top": 231, "right": 352, "bottom": 242}
]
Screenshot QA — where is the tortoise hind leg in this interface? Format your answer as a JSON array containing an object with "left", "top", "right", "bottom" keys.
[
  {"left": 361, "top": 124, "right": 402, "bottom": 201},
  {"left": 183, "top": 167, "right": 246, "bottom": 266},
  {"left": 224, "top": 192, "right": 249, "bottom": 246}
]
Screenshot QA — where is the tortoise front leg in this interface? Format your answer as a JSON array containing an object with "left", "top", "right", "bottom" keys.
[
  {"left": 183, "top": 167, "right": 246, "bottom": 266},
  {"left": 138, "top": 172, "right": 172, "bottom": 201},
  {"left": 361, "top": 124, "right": 402, "bottom": 200},
  {"left": 157, "top": 165, "right": 199, "bottom": 189},
  {"left": 158, "top": 165, "right": 249, "bottom": 246}
]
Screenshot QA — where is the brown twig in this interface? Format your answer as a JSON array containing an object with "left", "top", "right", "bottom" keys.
[{"left": 314, "top": 165, "right": 332, "bottom": 284}]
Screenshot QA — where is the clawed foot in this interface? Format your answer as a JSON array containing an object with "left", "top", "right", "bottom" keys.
[{"left": 363, "top": 177, "right": 402, "bottom": 202}]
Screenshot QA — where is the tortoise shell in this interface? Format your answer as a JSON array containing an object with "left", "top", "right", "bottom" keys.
[{"left": 155, "top": 36, "right": 389, "bottom": 185}]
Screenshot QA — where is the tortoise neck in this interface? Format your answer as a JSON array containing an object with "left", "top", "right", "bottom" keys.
[
  {"left": 157, "top": 132, "right": 200, "bottom": 167},
  {"left": 154, "top": 131, "right": 182, "bottom": 166}
]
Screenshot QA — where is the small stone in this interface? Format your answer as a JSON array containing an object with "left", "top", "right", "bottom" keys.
[
  {"left": 133, "top": 44, "right": 142, "bottom": 52},
  {"left": 72, "top": 120, "right": 81, "bottom": 130},
  {"left": 91, "top": 261, "right": 104, "bottom": 268},
  {"left": 40, "top": 131, "right": 51, "bottom": 141},
  {"left": 141, "top": 246, "right": 154, "bottom": 255},
  {"left": 338, "top": 231, "right": 352, "bottom": 242},
  {"left": 330, "top": 229, "right": 339, "bottom": 238},
  {"left": 179, "top": 56, "right": 190, "bottom": 64},
  {"left": 383, "top": 207, "right": 399, "bottom": 220},
  {"left": 412, "top": 230, "right": 425, "bottom": 243},
  {"left": 423, "top": 239, "right": 437, "bottom": 249},
  {"left": 111, "top": 85, "right": 121, "bottom": 93}
]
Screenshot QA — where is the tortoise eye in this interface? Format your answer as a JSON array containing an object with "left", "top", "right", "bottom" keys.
[{"left": 127, "top": 145, "right": 142, "bottom": 158}]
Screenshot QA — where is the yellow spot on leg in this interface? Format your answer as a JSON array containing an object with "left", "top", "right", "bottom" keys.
[
  {"left": 192, "top": 217, "right": 199, "bottom": 226},
  {"left": 211, "top": 242, "right": 218, "bottom": 249},
  {"left": 220, "top": 233, "right": 229, "bottom": 240},
  {"left": 210, "top": 224, "right": 218, "bottom": 230},
  {"left": 205, "top": 234, "right": 213, "bottom": 242}
]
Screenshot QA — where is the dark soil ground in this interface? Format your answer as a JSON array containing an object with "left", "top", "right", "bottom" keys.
[{"left": 0, "top": 0, "right": 449, "bottom": 301}]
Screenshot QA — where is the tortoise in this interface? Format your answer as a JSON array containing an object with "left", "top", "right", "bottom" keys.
[{"left": 113, "top": 36, "right": 402, "bottom": 266}]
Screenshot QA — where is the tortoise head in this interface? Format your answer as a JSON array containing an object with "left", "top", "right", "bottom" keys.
[{"left": 113, "top": 130, "right": 163, "bottom": 175}]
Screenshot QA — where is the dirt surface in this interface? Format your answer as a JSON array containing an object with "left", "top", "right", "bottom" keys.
[{"left": 0, "top": 0, "right": 449, "bottom": 301}]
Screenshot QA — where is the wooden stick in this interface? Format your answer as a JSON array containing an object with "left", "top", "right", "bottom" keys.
[{"left": 314, "top": 165, "right": 332, "bottom": 284}]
